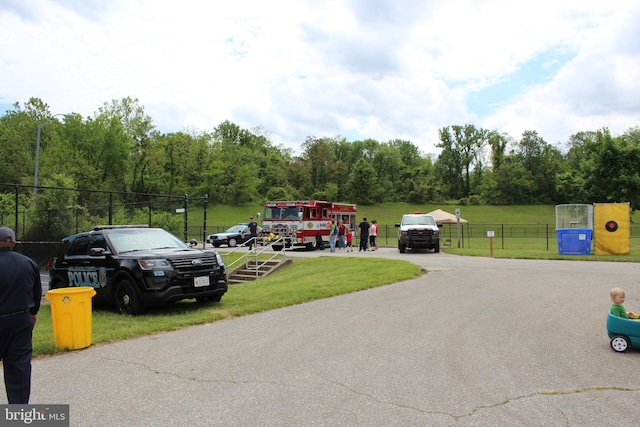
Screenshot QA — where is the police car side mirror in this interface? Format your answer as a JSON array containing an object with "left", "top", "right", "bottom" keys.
[
  {"left": 394, "top": 223, "right": 400, "bottom": 228},
  {"left": 89, "top": 247, "right": 110, "bottom": 256}
]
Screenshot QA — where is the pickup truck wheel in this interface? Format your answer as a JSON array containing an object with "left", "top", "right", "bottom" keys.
[
  {"left": 611, "top": 336, "right": 629, "bottom": 352},
  {"left": 114, "top": 279, "right": 144, "bottom": 315},
  {"left": 273, "top": 245, "right": 283, "bottom": 251},
  {"left": 434, "top": 241, "right": 440, "bottom": 253},
  {"left": 398, "top": 241, "right": 406, "bottom": 253}
]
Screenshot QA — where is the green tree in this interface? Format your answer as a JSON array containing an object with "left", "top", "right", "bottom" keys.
[
  {"left": 207, "top": 121, "right": 260, "bottom": 204},
  {"left": 512, "top": 130, "right": 563, "bottom": 203},
  {"left": 388, "top": 139, "right": 435, "bottom": 203},
  {"left": 436, "top": 125, "right": 487, "bottom": 199},
  {"left": 265, "top": 186, "right": 291, "bottom": 201},
  {"left": 348, "top": 158, "right": 377, "bottom": 205},
  {"left": 489, "top": 160, "right": 535, "bottom": 204},
  {"left": 581, "top": 128, "right": 640, "bottom": 211},
  {"left": 28, "top": 174, "right": 79, "bottom": 240},
  {"left": 285, "top": 156, "right": 310, "bottom": 199},
  {"left": 0, "top": 98, "right": 60, "bottom": 187},
  {"left": 435, "top": 126, "right": 463, "bottom": 199},
  {"left": 301, "top": 136, "right": 334, "bottom": 192},
  {"left": 96, "top": 97, "right": 155, "bottom": 194},
  {"left": 371, "top": 144, "right": 402, "bottom": 202},
  {"left": 147, "top": 130, "right": 212, "bottom": 196},
  {"left": 487, "top": 131, "right": 509, "bottom": 171}
]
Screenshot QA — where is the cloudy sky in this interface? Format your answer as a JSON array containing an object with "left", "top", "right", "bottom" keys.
[{"left": 1, "top": 0, "right": 639, "bottom": 155}]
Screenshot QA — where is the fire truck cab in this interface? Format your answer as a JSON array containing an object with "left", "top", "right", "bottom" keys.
[{"left": 261, "top": 200, "right": 357, "bottom": 251}]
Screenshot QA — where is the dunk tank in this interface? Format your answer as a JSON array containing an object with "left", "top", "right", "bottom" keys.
[{"left": 556, "top": 204, "right": 593, "bottom": 255}]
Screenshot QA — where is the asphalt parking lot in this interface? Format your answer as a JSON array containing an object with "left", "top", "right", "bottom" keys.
[{"left": 6, "top": 247, "right": 640, "bottom": 426}]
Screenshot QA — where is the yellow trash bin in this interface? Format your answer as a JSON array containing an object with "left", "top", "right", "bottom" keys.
[{"left": 45, "top": 287, "right": 97, "bottom": 350}]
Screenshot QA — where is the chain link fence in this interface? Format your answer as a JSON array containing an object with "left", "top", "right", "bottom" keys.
[
  {"left": 1, "top": 184, "right": 209, "bottom": 265},
  {"left": 4, "top": 183, "right": 639, "bottom": 264},
  {"left": 375, "top": 222, "right": 640, "bottom": 251}
]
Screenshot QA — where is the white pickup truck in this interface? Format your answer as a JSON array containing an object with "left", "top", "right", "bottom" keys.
[{"left": 395, "top": 213, "right": 441, "bottom": 253}]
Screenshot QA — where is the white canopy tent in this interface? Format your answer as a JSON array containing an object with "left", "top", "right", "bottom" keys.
[{"left": 427, "top": 209, "right": 468, "bottom": 224}]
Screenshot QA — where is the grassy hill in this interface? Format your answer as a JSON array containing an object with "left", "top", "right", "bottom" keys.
[{"left": 194, "top": 203, "right": 558, "bottom": 226}]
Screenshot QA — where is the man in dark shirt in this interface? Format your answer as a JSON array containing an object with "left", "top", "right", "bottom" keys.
[
  {"left": 247, "top": 217, "right": 258, "bottom": 250},
  {"left": 0, "top": 226, "right": 42, "bottom": 404},
  {"left": 358, "top": 217, "right": 370, "bottom": 252}
]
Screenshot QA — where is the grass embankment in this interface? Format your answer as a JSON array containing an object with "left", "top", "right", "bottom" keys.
[
  {"left": 198, "top": 203, "right": 560, "bottom": 228},
  {"left": 34, "top": 257, "right": 423, "bottom": 357}
]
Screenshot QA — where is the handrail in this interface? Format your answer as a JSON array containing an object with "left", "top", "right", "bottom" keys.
[
  {"left": 223, "top": 237, "right": 287, "bottom": 278},
  {"left": 245, "top": 237, "right": 287, "bottom": 278}
]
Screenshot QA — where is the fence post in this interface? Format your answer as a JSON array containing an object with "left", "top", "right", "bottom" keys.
[
  {"left": 203, "top": 194, "right": 208, "bottom": 249},
  {"left": 546, "top": 223, "right": 549, "bottom": 251},
  {"left": 108, "top": 192, "right": 113, "bottom": 225},
  {"left": 183, "top": 194, "right": 189, "bottom": 242},
  {"left": 14, "top": 184, "right": 19, "bottom": 239}
]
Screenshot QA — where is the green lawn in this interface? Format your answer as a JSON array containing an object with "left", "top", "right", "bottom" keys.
[{"left": 34, "top": 257, "right": 423, "bottom": 357}]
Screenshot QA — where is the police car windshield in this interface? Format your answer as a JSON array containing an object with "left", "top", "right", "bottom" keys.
[{"left": 108, "top": 229, "right": 187, "bottom": 254}]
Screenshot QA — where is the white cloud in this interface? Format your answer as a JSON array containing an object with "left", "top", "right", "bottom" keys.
[
  {"left": 1, "top": 0, "right": 638, "bottom": 155},
  {"left": 483, "top": 1, "right": 640, "bottom": 144}
]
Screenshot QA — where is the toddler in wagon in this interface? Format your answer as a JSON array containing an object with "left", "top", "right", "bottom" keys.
[{"left": 610, "top": 287, "right": 639, "bottom": 319}]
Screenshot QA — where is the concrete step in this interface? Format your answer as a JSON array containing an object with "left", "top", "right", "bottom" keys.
[{"left": 228, "top": 259, "right": 292, "bottom": 284}]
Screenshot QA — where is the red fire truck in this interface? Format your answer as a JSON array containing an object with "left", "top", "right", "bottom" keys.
[{"left": 261, "top": 200, "right": 357, "bottom": 250}]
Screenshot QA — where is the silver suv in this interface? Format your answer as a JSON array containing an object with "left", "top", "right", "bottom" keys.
[{"left": 395, "top": 213, "right": 441, "bottom": 253}]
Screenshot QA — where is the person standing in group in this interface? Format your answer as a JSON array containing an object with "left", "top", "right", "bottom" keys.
[
  {"left": 247, "top": 216, "right": 258, "bottom": 250},
  {"left": 337, "top": 220, "right": 346, "bottom": 250},
  {"left": 0, "top": 227, "right": 41, "bottom": 404},
  {"left": 345, "top": 228, "right": 353, "bottom": 252},
  {"left": 369, "top": 219, "right": 378, "bottom": 251},
  {"left": 329, "top": 220, "right": 337, "bottom": 252},
  {"left": 358, "top": 217, "right": 370, "bottom": 252}
]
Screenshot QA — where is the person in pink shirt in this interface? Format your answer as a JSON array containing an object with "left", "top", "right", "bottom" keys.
[{"left": 369, "top": 219, "right": 378, "bottom": 251}]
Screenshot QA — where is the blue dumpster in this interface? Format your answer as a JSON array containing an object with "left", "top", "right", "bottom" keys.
[{"left": 557, "top": 229, "right": 592, "bottom": 255}]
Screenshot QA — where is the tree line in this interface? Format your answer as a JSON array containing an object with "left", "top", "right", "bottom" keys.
[{"left": 2, "top": 96, "right": 640, "bottom": 213}]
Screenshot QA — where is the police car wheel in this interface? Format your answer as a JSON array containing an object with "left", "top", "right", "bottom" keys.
[{"left": 115, "top": 279, "right": 143, "bottom": 315}]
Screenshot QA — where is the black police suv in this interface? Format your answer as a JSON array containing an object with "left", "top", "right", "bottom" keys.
[{"left": 48, "top": 225, "right": 228, "bottom": 314}]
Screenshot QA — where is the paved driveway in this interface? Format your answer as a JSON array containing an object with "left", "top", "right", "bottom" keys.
[{"left": 5, "top": 248, "right": 640, "bottom": 426}]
